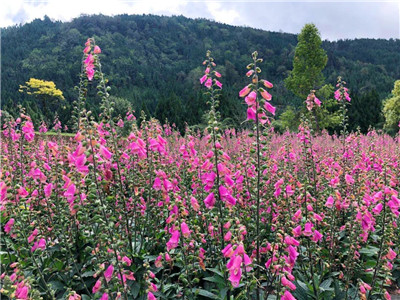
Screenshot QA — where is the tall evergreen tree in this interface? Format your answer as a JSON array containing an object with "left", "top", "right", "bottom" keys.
[{"left": 285, "top": 23, "right": 328, "bottom": 99}]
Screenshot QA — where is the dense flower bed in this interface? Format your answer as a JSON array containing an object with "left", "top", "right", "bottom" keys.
[{"left": 0, "top": 39, "right": 399, "bottom": 300}]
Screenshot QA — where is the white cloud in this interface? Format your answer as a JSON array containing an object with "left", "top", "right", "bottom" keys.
[
  {"left": 0, "top": 0, "right": 189, "bottom": 27},
  {"left": 1, "top": 0, "right": 399, "bottom": 40},
  {"left": 206, "top": 2, "right": 240, "bottom": 25}
]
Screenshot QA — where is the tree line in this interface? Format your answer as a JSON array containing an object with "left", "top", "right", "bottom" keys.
[{"left": 1, "top": 14, "right": 399, "bottom": 133}]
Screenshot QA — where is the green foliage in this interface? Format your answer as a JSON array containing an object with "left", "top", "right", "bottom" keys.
[
  {"left": 285, "top": 24, "right": 328, "bottom": 99},
  {"left": 315, "top": 84, "right": 341, "bottom": 132},
  {"left": 383, "top": 80, "right": 400, "bottom": 134},
  {"left": 274, "top": 106, "right": 300, "bottom": 132},
  {"left": 349, "top": 89, "right": 383, "bottom": 133},
  {"left": 1, "top": 15, "right": 399, "bottom": 131}
]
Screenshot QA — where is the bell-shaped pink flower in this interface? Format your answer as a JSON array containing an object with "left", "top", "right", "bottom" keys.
[
  {"left": 205, "top": 78, "right": 212, "bottom": 89},
  {"left": 372, "top": 203, "right": 383, "bottom": 215},
  {"left": 325, "top": 196, "right": 334, "bottom": 208},
  {"left": 261, "top": 79, "right": 273, "bottom": 89},
  {"left": 4, "top": 218, "right": 14, "bottom": 234},
  {"left": 281, "top": 290, "right": 296, "bottom": 300},
  {"left": 247, "top": 107, "right": 256, "bottom": 121},
  {"left": 181, "top": 222, "right": 190, "bottom": 238},
  {"left": 104, "top": 264, "right": 114, "bottom": 283},
  {"left": 345, "top": 174, "right": 354, "bottom": 185},
  {"left": 386, "top": 248, "right": 397, "bottom": 260},
  {"left": 222, "top": 244, "right": 234, "bottom": 257},
  {"left": 100, "top": 293, "right": 108, "bottom": 300},
  {"left": 94, "top": 45, "right": 101, "bottom": 54},
  {"left": 260, "top": 88, "right": 272, "bottom": 101},
  {"left": 15, "top": 285, "right": 29, "bottom": 299},
  {"left": 245, "top": 91, "right": 257, "bottom": 106},
  {"left": 246, "top": 70, "right": 254, "bottom": 77},
  {"left": 92, "top": 279, "right": 102, "bottom": 294},
  {"left": 227, "top": 255, "right": 242, "bottom": 287},
  {"left": 200, "top": 75, "right": 207, "bottom": 84},
  {"left": 28, "top": 228, "right": 38, "bottom": 243},
  {"left": 281, "top": 276, "right": 296, "bottom": 290},
  {"left": 303, "top": 222, "right": 313, "bottom": 236},
  {"left": 122, "top": 256, "right": 132, "bottom": 266},
  {"left": 224, "top": 231, "right": 232, "bottom": 241},
  {"left": 239, "top": 85, "right": 251, "bottom": 97},
  {"left": 204, "top": 192, "right": 215, "bottom": 209},
  {"left": 166, "top": 230, "right": 180, "bottom": 251},
  {"left": 312, "top": 230, "right": 323, "bottom": 242},
  {"left": 99, "top": 145, "right": 112, "bottom": 160},
  {"left": 83, "top": 46, "right": 91, "bottom": 54},
  {"left": 264, "top": 102, "right": 276, "bottom": 115},
  {"left": 44, "top": 183, "right": 53, "bottom": 198}
]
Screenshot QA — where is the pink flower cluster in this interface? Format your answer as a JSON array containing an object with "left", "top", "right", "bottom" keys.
[
  {"left": 83, "top": 38, "right": 101, "bottom": 81},
  {"left": 240, "top": 77, "right": 275, "bottom": 124}
]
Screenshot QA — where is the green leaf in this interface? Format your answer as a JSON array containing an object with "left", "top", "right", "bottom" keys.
[
  {"left": 192, "top": 288, "right": 218, "bottom": 299},
  {"left": 203, "top": 275, "right": 226, "bottom": 286},
  {"left": 365, "top": 260, "right": 377, "bottom": 268},
  {"left": 81, "top": 271, "right": 95, "bottom": 277},
  {"left": 53, "top": 259, "right": 64, "bottom": 271},
  {"left": 320, "top": 278, "right": 333, "bottom": 290},
  {"left": 359, "top": 246, "right": 379, "bottom": 257},
  {"left": 207, "top": 267, "right": 224, "bottom": 277},
  {"left": 131, "top": 281, "right": 141, "bottom": 298},
  {"left": 293, "top": 280, "right": 312, "bottom": 300},
  {"left": 49, "top": 280, "right": 65, "bottom": 292}
]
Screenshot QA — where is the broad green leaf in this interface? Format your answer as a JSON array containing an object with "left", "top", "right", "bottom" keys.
[{"left": 192, "top": 288, "right": 218, "bottom": 299}]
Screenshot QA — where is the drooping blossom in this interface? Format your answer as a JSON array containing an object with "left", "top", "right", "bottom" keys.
[
  {"left": 104, "top": 264, "right": 114, "bottom": 282},
  {"left": 22, "top": 121, "right": 35, "bottom": 142},
  {"left": 325, "top": 196, "right": 334, "bottom": 208},
  {"left": 281, "top": 290, "right": 296, "bottom": 300},
  {"left": 204, "top": 192, "right": 215, "bottom": 209},
  {"left": 245, "top": 91, "right": 257, "bottom": 106},
  {"left": 122, "top": 256, "right": 132, "bottom": 266},
  {"left": 27, "top": 228, "right": 38, "bottom": 243},
  {"left": 4, "top": 218, "right": 14, "bottom": 234},
  {"left": 227, "top": 254, "right": 242, "bottom": 287},
  {"left": 239, "top": 85, "right": 251, "bottom": 97},
  {"left": 260, "top": 88, "right": 272, "bottom": 101},
  {"left": 92, "top": 279, "right": 102, "bottom": 293},
  {"left": 15, "top": 285, "right": 29, "bottom": 299},
  {"left": 181, "top": 222, "right": 190, "bottom": 238},
  {"left": 205, "top": 78, "right": 212, "bottom": 89},
  {"left": 264, "top": 101, "right": 276, "bottom": 115},
  {"left": 199, "top": 75, "right": 207, "bottom": 85},
  {"left": 94, "top": 45, "right": 101, "bottom": 54},
  {"left": 261, "top": 79, "right": 273, "bottom": 88},
  {"left": 166, "top": 230, "right": 180, "bottom": 251}
]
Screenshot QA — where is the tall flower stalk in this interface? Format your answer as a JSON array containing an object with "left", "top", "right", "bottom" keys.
[{"left": 239, "top": 51, "right": 275, "bottom": 299}]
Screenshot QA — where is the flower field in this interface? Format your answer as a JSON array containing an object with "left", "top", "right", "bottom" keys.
[{"left": 1, "top": 39, "right": 399, "bottom": 300}]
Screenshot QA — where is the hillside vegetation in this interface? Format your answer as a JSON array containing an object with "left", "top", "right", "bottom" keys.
[{"left": 1, "top": 14, "right": 399, "bottom": 130}]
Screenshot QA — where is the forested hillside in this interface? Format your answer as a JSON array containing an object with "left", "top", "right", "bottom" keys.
[{"left": 1, "top": 14, "right": 399, "bottom": 130}]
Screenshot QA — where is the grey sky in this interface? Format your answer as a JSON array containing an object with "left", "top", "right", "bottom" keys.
[{"left": 1, "top": 0, "right": 399, "bottom": 40}]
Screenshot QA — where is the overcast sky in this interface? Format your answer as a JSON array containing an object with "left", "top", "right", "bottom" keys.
[{"left": 1, "top": 0, "right": 399, "bottom": 41}]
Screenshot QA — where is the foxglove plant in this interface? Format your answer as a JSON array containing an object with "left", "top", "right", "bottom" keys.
[
  {"left": 335, "top": 76, "right": 351, "bottom": 152},
  {"left": 239, "top": 51, "right": 275, "bottom": 299}
]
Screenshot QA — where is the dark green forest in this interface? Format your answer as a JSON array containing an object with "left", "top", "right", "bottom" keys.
[{"left": 1, "top": 14, "right": 399, "bottom": 131}]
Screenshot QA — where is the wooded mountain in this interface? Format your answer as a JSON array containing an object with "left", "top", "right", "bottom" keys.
[{"left": 1, "top": 14, "right": 399, "bottom": 130}]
